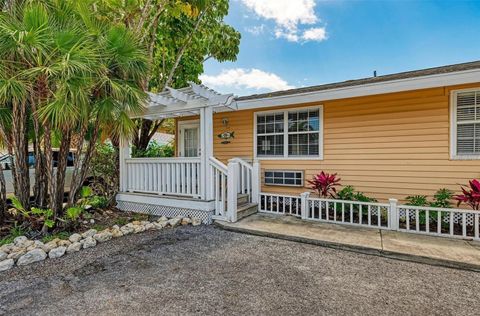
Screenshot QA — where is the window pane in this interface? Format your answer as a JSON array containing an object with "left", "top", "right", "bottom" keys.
[
  {"left": 257, "top": 135, "right": 284, "bottom": 156},
  {"left": 264, "top": 170, "right": 303, "bottom": 186}
]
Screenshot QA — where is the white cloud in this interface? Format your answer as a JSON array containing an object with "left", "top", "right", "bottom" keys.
[
  {"left": 241, "top": 0, "right": 317, "bottom": 31},
  {"left": 245, "top": 24, "right": 266, "bottom": 36},
  {"left": 200, "top": 68, "right": 294, "bottom": 92},
  {"left": 302, "top": 27, "right": 327, "bottom": 41},
  {"left": 240, "top": 0, "right": 327, "bottom": 42}
]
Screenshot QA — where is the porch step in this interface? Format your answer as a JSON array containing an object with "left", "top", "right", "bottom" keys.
[
  {"left": 237, "top": 203, "right": 258, "bottom": 220},
  {"left": 237, "top": 193, "right": 249, "bottom": 206}
]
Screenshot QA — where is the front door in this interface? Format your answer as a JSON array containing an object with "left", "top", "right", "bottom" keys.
[{"left": 179, "top": 121, "right": 200, "bottom": 157}]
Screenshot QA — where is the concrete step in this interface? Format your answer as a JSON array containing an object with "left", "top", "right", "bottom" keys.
[{"left": 237, "top": 203, "right": 258, "bottom": 220}]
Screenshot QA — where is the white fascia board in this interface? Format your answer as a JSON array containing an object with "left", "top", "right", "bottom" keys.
[{"left": 236, "top": 69, "right": 480, "bottom": 110}]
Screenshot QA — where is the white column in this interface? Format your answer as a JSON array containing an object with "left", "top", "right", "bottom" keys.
[
  {"left": 251, "top": 160, "right": 261, "bottom": 204},
  {"left": 301, "top": 192, "right": 310, "bottom": 220},
  {"left": 227, "top": 161, "right": 239, "bottom": 222},
  {"left": 204, "top": 106, "right": 214, "bottom": 200},
  {"left": 119, "top": 137, "right": 131, "bottom": 192},
  {"left": 389, "top": 198, "right": 399, "bottom": 230},
  {"left": 199, "top": 107, "right": 207, "bottom": 200}
]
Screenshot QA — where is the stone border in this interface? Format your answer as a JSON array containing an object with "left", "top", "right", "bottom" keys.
[{"left": 0, "top": 216, "right": 201, "bottom": 272}]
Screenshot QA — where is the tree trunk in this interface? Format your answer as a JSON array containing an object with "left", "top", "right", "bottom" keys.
[
  {"left": 32, "top": 114, "right": 47, "bottom": 208},
  {"left": 53, "top": 129, "right": 72, "bottom": 214},
  {"left": 0, "top": 163, "right": 7, "bottom": 223},
  {"left": 67, "top": 122, "right": 87, "bottom": 206},
  {"left": 68, "top": 119, "right": 100, "bottom": 206},
  {"left": 44, "top": 123, "right": 56, "bottom": 215},
  {"left": 11, "top": 99, "right": 30, "bottom": 210}
]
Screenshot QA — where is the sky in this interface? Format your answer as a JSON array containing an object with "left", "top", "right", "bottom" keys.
[{"left": 200, "top": 0, "right": 480, "bottom": 96}]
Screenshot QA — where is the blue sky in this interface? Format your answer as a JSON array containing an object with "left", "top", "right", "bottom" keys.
[{"left": 200, "top": 0, "right": 480, "bottom": 96}]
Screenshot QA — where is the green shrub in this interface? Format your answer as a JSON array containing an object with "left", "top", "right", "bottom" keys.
[
  {"left": 405, "top": 195, "right": 429, "bottom": 206},
  {"left": 431, "top": 188, "right": 453, "bottom": 208},
  {"left": 132, "top": 140, "right": 174, "bottom": 158},
  {"left": 89, "top": 143, "right": 118, "bottom": 204},
  {"left": 337, "top": 185, "right": 377, "bottom": 202}
]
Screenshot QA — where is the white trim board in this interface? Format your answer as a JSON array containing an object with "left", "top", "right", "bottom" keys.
[{"left": 237, "top": 69, "right": 480, "bottom": 110}]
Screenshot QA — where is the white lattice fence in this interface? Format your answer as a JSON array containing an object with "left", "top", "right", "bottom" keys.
[
  {"left": 259, "top": 193, "right": 302, "bottom": 217},
  {"left": 397, "top": 205, "right": 480, "bottom": 239},
  {"left": 306, "top": 197, "right": 390, "bottom": 229}
]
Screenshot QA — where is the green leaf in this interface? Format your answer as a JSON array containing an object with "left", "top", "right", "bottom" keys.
[{"left": 44, "top": 219, "right": 55, "bottom": 228}]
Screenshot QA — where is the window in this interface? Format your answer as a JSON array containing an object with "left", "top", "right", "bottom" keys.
[
  {"left": 265, "top": 170, "right": 303, "bottom": 186},
  {"left": 452, "top": 89, "right": 480, "bottom": 158},
  {"left": 255, "top": 107, "right": 322, "bottom": 158}
]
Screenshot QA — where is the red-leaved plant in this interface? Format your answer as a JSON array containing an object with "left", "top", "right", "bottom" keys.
[
  {"left": 455, "top": 179, "right": 480, "bottom": 210},
  {"left": 308, "top": 171, "right": 341, "bottom": 198}
]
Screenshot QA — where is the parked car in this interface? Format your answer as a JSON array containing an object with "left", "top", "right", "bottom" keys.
[{"left": 0, "top": 150, "right": 77, "bottom": 196}]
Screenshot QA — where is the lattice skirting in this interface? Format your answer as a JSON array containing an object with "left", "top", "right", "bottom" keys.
[{"left": 116, "top": 200, "right": 213, "bottom": 224}]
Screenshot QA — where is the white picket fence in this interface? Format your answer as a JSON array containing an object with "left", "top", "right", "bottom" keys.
[{"left": 259, "top": 192, "right": 480, "bottom": 241}]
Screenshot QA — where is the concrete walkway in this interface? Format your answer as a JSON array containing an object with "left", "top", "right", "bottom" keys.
[{"left": 217, "top": 213, "right": 480, "bottom": 271}]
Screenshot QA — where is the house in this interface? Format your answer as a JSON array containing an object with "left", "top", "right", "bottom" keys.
[{"left": 116, "top": 60, "right": 480, "bottom": 229}]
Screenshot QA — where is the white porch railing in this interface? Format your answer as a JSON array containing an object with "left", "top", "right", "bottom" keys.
[
  {"left": 209, "top": 157, "right": 228, "bottom": 219},
  {"left": 229, "top": 158, "right": 260, "bottom": 204},
  {"left": 125, "top": 158, "right": 201, "bottom": 197},
  {"left": 258, "top": 192, "right": 480, "bottom": 241}
]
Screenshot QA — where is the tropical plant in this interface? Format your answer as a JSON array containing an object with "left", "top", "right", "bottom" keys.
[
  {"left": 30, "top": 207, "right": 55, "bottom": 233},
  {"left": 89, "top": 143, "right": 119, "bottom": 204},
  {"left": 0, "top": 0, "right": 147, "bottom": 216},
  {"left": 431, "top": 188, "right": 453, "bottom": 208},
  {"left": 308, "top": 171, "right": 341, "bottom": 198},
  {"left": 132, "top": 140, "right": 174, "bottom": 157},
  {"left": 337, "top": 185, "right": 377, "bottom": 202},
  {"left": 455, "top": 179, "right": 480, "bottom": 210},
  {"left": 99, "top": 0, "right": 241, "bottom": 152},
  {"left": 405, "top": 195, "right": 429, "bottom": 207}
]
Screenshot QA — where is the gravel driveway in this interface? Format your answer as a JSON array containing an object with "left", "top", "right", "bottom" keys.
[{"left": 1, "top": 225, "right": 479, "bottom": 315}]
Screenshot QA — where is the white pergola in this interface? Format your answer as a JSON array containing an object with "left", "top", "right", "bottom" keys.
[{"left": 120, "top": 82, "right": 238, "bottom": 200}]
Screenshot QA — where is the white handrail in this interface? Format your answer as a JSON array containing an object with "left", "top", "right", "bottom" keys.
[
  {"left": 209, "top": 157, "right": 228, "bottom": 220},
  {"left": 209, "top": 156, "right": 228, "bottom": 174}
]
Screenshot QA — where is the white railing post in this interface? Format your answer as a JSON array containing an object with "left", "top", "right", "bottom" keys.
[
  {"left": 389, "top": 198, "right": 398, "bottom": 230},
  {"left": 119, "top": 137, "right": 131, "bottom": 192},
  {"left": 227, "top": 161, "right": 239, "bottom": 222},
  {"left": 251, "top": 161, "right": 261, "bottom": 204},
  {"left": 301, "top": 192, "right": 310, "bottom": 220}
]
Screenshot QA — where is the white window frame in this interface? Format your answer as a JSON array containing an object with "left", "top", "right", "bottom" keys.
[
  {"left": 450, "top": 88, "right": 480, "bottom": 160},
  {"left": 253, "top": 105, "right": 323, "bottom": 160},
  {"left": 264, "top": 170, "right": 304, "bottom": 187}
]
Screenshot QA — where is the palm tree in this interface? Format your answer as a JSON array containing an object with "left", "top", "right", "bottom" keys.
[{"left": 0, "top": 0, "right": 147, "bottom": 218}]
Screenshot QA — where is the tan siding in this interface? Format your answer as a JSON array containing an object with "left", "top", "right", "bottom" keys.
[{"left": 210, "top": 83, "right": 480, "bottom": 203}]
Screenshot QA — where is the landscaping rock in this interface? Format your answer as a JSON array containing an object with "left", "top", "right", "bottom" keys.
[
  {"left": 44, "top": 241, "right": 58, "bottom": 253},
  {"left": 67, "top": 242, "right": 82, "bottom": 253},
  {"left": 0, "top": 251, "right": 7, "bottom": 261},
  {"left": 145, "top": 223, "right": 155, "bottom": 230},
  {"left": 58, "top": 240, "right": 71, "bottom": 247},
  {"left": 120, "top": 224, "right": 135, "bottom": 235},
  {"left": 141, "top": 221, "right": 150, "bottom": 226},
  {"left": 81, "top": 229, "right": 97, "bottom": 238},
  {"left": 167, "top": 217, "right": 182, "bottom": 228},
  {"left": 13, "top": 236, "right": 28, "bottom": 246},
  {"left": 0, "top": 243, "right": 13, "bottom": 253},
  {"left": 82, "top": 237, "right": 96, "bottom": 249},
  {"left": 90, "top": 219, "right": 95, "bottom": 224},
  {"left": 153, "top": 222, "right": 167, "bottom": 230},
  {"left": 192, "top": 218, "right": 202, "bottom": 226},
  {"left": 181, "top": 217, "right": 192, "bottom": 225},
  {"left": 133, "top": 225, "right": 145, "bottom": 233},
  {"left": 49, "top": 246, "right": 66, "bottom": 259},
  {"left": 7, "top": 250, "right": 25, "bottom": 261},
  {"left": 17, "top": 249, "right": 47, "bottom": 266},
  {"left": 132, "top": 220, "right": 141, "bottom": 225},
  {"left": 112, "top": 225, "right": 120, "bottom": 230},
  {"left": 94, "top": 231, "right": 113, "bottom": 243},
  {"left": 157, "top": 216, "right": 168, "bottom": 223},
  {"left": 111, "top": 229, "right": 123, "bottom": 238},
  {"left": 69, "top": 233, "right": 82, "bottom": 243},
  {"left": 20, "top": 240, "right": 34, "bottom": 249},
  {"left": 0, "top": 259, "right": 14, "bottom": 272}
]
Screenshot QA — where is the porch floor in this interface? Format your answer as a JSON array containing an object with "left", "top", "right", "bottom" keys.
[{"left": 217, "top": 213, "right": 480, "bottom": 271}]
